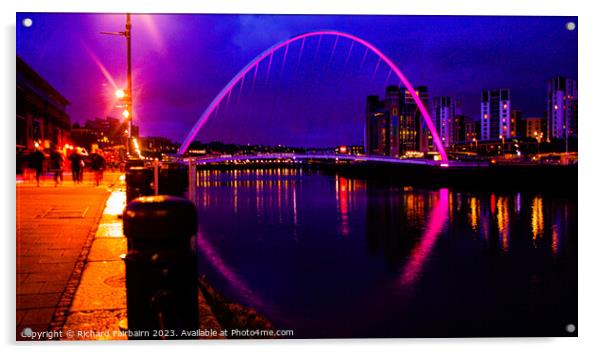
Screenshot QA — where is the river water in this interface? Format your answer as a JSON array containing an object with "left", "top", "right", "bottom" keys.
[{"left": 195, "top": 167, "right": 577, "bottom": 338}]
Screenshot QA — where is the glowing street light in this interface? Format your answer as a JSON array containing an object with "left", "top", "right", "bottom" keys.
[
  {"left": 102, "top": 14, "right": 134, "bottom": 155},
  {"left": 534, "top": 131, "right": 543, "bottom": 155}
]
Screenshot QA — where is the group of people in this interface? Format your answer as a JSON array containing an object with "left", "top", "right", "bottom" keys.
[{"left": 26, "top": 146, "right": 107, "bottom": 187}]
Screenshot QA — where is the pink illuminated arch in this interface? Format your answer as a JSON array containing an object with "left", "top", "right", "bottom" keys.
[{"left": 178, "top": 30, "right": 449, "bottom": 163}]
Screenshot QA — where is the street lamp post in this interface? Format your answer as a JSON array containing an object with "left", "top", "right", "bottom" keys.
[
  {"left": 534, "top": 131, "right": 542, "bottom": 155},
  {"left": 102, "top": 13, "right": 133, "bottom": 155}
]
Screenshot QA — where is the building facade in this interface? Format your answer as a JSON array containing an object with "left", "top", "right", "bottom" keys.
[
  {"left": 464, "top": 117, "right": 480, "bottom": 143},
  {"left": 481, "top": 89, "right": 511, "bottom": 141},
  {"left": 510, "top": 110, "right": 522, "bottom": 138},
  {"left": 431, "top": 96, "right": 459, "bottom": 147},
  {"left": 523, "top": 117, "right": 546, "bottom": 140},
  {"left": 16, "top": 56, "right": 70, "bottom": 153},
  {"left": 453, "top": 114, "right": 475, "bottom": 143},
  {"left": 365, "top": 85, "right": 429, "bottom": 157},
  {"left": 547, "top": 76, "right": 577, "bottom": 140}
]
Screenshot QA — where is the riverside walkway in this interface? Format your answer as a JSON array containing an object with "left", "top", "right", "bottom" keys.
[
  {"left": 16, "top": 172, "right": 122, "bottom": 340},
  {"left": 17, "top": 170, "right": 224, "bottom": 341}
]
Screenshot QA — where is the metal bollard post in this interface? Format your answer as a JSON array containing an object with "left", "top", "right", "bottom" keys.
[
  {"left": 153, "top": 159, "right": 159, "bottom": 196},
  {"left": 123, "top": 196, "right": 199, "bottom": 339},
  {"left": 158, "top": 162, "right": 188, "bottom": 197},
  {"left": 126, "top": 167, "right": 154, "bottom": 203},
  {"left": 125, "top": 158, "right": 145, "bottom": 170},
  {"left": 188, "top": 158, "right": 196, "bottom": 204}
]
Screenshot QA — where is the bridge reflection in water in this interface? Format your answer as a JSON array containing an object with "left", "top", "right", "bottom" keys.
[{"left": 194, "top": 167, "right": 576, "bottom": 337}]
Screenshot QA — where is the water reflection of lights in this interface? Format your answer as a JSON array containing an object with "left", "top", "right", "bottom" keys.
[
  {"left": 400, "top": 188, "right": 449, "bottom": 286},
  {"left": 196, "top": 230, "right": 264, "bottom": 308},
  {"left": 198, "top": 168, "right": 305, "bottom": 225},
  {"left": 497, "top": 197, "right": 510, "bottom": 252},
  {"left": 531, "top": 196, "right": 544, "bottom": 243},
  {"left": 335, "top": 175, "right": 350, "bottom": 236},
  {"left": 403, "top": 192, "right": 425, "bottom": 226},
  {"left": 552, "top": 224, "right": 559, "bottom": 255},
  {"left": 292, "top": 180, "right": 298, "bottom": 228},
  {"left": 469, "top": 197, "right": 479, "bottom": 232}
]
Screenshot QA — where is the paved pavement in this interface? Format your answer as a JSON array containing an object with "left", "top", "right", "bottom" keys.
[
  {"left": 61, "top": 185, "right": 223, "bottom": 340},
  {"left": 61, "top": 184, "right": 129, "bottom": 340},
  {"left": 17, "top": 170, "right": 223, "bottom": 341},
  {"left": 16, "top": 172, "right": 122, "bottom": 340}
]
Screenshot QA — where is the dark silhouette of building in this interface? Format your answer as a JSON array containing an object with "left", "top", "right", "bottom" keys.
[
  {"left": 510, "top": 110, "right": 522, "bottom": 138},
  {"left": 453, "top": 114, "right": 469, "bottom": 144},
  {"left": 139, "top": 136, "right": 179, "bottom": 156},
  {"left": 464, "top": 117, "right": 480, "bottom": 143},
  {"left": 365, "top": 85, "right": 429, "bottom": 157},
  {"left": 70, "top": 116, "right": 134, "bottom": 150},
  {"left": 16, "top": 56, "right": 70, "bottom": 154},
  {"left": 522, "top": 117, "right": 547, "bottom": 140}
]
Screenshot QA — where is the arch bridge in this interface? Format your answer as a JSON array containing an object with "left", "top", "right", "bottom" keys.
[{"left": 178, "top": 30, "right": 448, "bottom": 164}]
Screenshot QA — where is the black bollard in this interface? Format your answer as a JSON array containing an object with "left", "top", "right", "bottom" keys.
[
  {"left": 159, "top": 163, "right": 188, "bottom": 196},
  {"left": 125, "top": 158, "right": 145, "bottom": 170},
  {"left": 126, "top": 167, "right": 154, "bottom": 203},
  {"left": 123, "top": 196, "right": 199, "bottom": 339}
]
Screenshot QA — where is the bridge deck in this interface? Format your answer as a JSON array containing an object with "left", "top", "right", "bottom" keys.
[{"left": 187, "top": 154, "right": 487, "bottom": 168}]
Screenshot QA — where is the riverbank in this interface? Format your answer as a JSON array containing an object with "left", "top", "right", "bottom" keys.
[{"left": 195, "top": 160, "right": 577, "bottom": 194}]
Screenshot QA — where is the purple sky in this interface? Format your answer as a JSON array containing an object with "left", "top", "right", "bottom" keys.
[{"left": 16, "top": 14, "right": 577, "bottom": 147}]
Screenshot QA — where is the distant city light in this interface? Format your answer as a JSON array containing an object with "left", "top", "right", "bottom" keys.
[
  {"left": 122, "top": 109, "right": 130, "bottom": 118},
  {"left": 115, "top": 89, "right": 126, "bottom": 99}
]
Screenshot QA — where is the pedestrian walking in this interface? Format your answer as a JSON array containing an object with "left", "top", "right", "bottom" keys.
[
  {"left": 90, "top": 149, "right": 107, "bottom": 186},
  {"left": 49, "top": 146, "right": 65, "bottom": 187},
  {"left": 29, "top": 147, "right": 46, "bottom": 187},
  {"left": 68, "top": 149, "right": 83, "bottom": 185}
]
